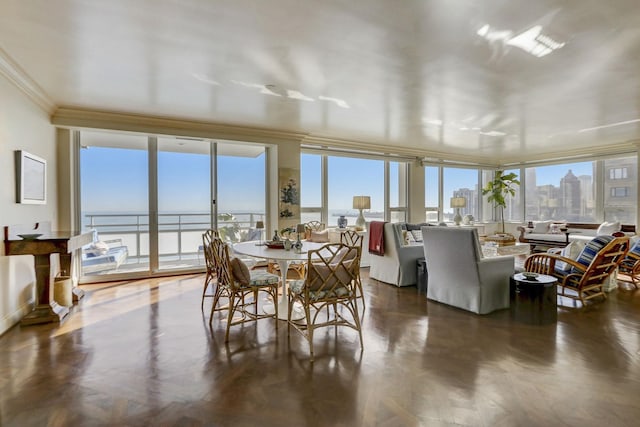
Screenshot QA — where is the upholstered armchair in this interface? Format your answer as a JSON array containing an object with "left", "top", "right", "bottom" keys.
[
  {"left": 422, "top": 226, "right": 515, "bottom": 314},
  {"left": 369, "top": 223, "right": 424, "bottom": 287}
]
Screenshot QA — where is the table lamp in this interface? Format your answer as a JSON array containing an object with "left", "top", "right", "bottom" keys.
[
  {"left": 256, "top": 220, "right": 265, "bottom": 246},
  {"left": 450, "top": 197, "right": 466, "bottom": 226},
  {"left": 353, "top": 196, "right": 371, "bottom": 231}
]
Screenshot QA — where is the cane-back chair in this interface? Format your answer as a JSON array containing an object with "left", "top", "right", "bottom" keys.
[
  {"left": 287, "top": 243, "right": 363, "bottom": 361},
  {"left": 616, "top": 239, "right": 640, "bottom": 289},
  {"left": 340, "top": 230, "right": 365, "bottom": 308},
  {"left": 524, "top": 235, "right": 629, "bottom": 305},
  {"left": 209, "top": 236, "right": 280, "bottom": 342},
  {"left": 201, "top": 229, "right": 221, "bottom": 310}
]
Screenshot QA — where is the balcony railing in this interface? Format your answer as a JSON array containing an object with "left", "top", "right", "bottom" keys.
[{"left": 83, "top": 212, "right": 265, "bottom": 268}]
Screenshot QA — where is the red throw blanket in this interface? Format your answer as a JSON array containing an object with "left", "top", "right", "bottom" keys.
[{"left": 368, "top": 221, "right": 386, "bottom": 256}]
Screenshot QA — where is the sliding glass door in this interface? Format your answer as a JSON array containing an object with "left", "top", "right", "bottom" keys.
[
  {"left": 78, "top": 130, "right": 266, "bottom": 280},
  {"left": 79, "top": 131, "right": 150, "bottom": 277},
  {"left": 157, "top": 137, "right": 212, "bottom": 271}
]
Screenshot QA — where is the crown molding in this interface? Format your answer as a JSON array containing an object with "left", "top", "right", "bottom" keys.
[
  {"left": 52, "top": 107, "right": 308, "bottom": 144},
  {"left": 0, "top": 47, "right": 55, "bottom": 113}
]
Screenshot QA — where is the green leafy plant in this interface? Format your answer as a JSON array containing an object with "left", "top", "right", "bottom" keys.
[{"left": 482, "top": 170, "right": 520, "bottom": 234}]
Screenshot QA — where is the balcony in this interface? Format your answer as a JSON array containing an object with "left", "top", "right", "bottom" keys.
[{"left": 82, "top": 212, "right": 265, "bottom": 276}]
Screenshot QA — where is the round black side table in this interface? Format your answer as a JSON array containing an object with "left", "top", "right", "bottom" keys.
[{"left": 510, "top": 273, "right": 558, "bottom": 325}]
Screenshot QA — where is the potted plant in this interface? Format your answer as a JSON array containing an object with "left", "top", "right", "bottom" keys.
[{"left": 482, "top": 170, "right": 520, "bottom": 235}]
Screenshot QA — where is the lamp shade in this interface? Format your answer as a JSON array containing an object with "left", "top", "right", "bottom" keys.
[
  {"left": 256, "top": 220, "right": 264, "bottom": 229},
  {"left": 353, "top": 196, "right": 371, "bottom": 210},
  {"left": 450, "top": 197, "right": 467, "bottom": 208}
]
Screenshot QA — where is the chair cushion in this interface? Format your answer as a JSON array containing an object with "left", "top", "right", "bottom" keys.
[
  {"left": 554, "top": 241, "right": 585, "bottom": 272},
  {"left": 571, "top": 235, "right": 615, "bottom": 273},
  {"left": 230, "top": 257, "right": 251, "bottom": 286},
  {"left": 309, "top": 230, "right": 329, "bottom": 243},
  {"left": 597, "top": 221, "right": 621, "bottom": 235},
  {"left": 248, "top": 270, "right": 279, "bottom": 286},
  {"left": 289, "top": 279, "right": 351, "bottom": 301},
  {"left": 410, "top": 229, "right": 423, "bottom": 242}
]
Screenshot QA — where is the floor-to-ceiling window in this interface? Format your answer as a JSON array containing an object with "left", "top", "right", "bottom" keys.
[
  {"left": 79, "top": 130, "right": 266, "bottom": 280},
  {"left": 424, "top": 166, "right": 440, "bottom": 222},
  {"left": 157, "top": 137, "right": 211, "bottom": 271},
  {"left": 300, "top": 153, "right": 323, "bottom": 223},
  {"left": 443, "top": 167, "right": 480, "bottom": 222},
  {"left": 80, "top": 131, "right": 150, "bottom": 277},
  {"left": 524, "top": 161, "right": 595, "bottom": 222},
  {"left": 327, "top": 156, "right": 384, "bottom": 227},
  {"left": 603, "top": 155, "right": 637, "bottom": 223}
]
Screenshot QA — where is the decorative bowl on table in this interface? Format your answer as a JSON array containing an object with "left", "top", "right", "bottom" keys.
[
  {"left": 265, "top": 241, "right": 285, "bottom": 249},
  {"left": 17, "top": 233, "right": 43, "bottom": 240},
  {"left": 522, "top": 272, "right": 539, "bottom": 280}
]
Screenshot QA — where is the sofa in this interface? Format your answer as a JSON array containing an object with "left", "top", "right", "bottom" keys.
[
  {"left": 517, "top": 221, "right": 636, "bottom": 252},
  {"left": 368, "top": 222, "right": 426, "bottom": 287}
]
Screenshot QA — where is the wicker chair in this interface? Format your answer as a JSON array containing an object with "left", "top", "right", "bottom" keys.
[
  {"left": 287, "top": 243, "right": 363, "bottom": 361},
  {"left": 524, "top": 235, "right": 629, "bottom": 305},
  {"left": 201, "top": 229, "right": 221, "bottom": 311},
  {"left": 616, "top": 239, "right": 640, "bottom": 289},
  {"left": 340, "top": 230, "right": 365, "bottom": 308},
  {"left": 209, "top": 235, "right": 280, "bottom": 342}
]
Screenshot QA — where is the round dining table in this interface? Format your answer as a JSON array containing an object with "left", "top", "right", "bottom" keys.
[{"left": 233, "top": 240, "right": 326, "bottom": 320}]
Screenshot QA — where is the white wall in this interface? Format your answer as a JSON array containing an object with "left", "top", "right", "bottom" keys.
[{"left": 0, "top": 72, "right": 57, "bottom": 334}]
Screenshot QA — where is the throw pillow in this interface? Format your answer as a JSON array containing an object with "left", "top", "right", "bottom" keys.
[
  {"left": 410, "top": 229, "right": 423, "bottom": 242},
  {"left": 597, "top": 221, "right": 621, "bottom": 235},
  {"left": 309, "top": 230, "right": 330, "bottom": 243},
  {"left": 92, "top": 241, "right": 109, "bottom": 255},
  {"left": 532, "top": 221, "right": 551, "bottom": 234},
  {"left": 555, "top": 241, "right": 585, "bottom": 272},
  {"left": 230, "top": 257, "right": 251, "bottom": 286}
]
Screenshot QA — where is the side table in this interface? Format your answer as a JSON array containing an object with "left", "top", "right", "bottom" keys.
[{"left": 510, "top": 273, "right": 558, "bottom": 325}]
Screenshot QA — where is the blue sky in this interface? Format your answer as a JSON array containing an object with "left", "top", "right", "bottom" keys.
[{"left": 82, "top": 147, "right": 593, "bottom": 214}]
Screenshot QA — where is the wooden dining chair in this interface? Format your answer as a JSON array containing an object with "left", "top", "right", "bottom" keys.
[
  {"left": 340, "top": 230, "right": 365, "bottom": 308},
  {"left": 201, "top": 229, "right": 221, "bottom": 311},
  {"left": 287, "top": 243, "right": 363, "bottom": 361},
  {"left": 209, "top": 235, "right": 280, "bottom": 342}
]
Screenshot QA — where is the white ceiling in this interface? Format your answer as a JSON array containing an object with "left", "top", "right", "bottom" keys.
[{"left": 2, "top": 0, "right": 640, "bottom": 164}]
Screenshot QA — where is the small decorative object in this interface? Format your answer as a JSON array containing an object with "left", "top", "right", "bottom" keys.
[
  {"left": 450, "top": 197, "right": 466, "bottom": 226},
  {"left": 255, "top": 220, "right": 265, "bottom": 246},
  {"left": 527, "top": 221, "right": 534, "bottom": 228},
  {"left": 272, "top": 230, "right": 280, "bottom": 242},
  {"left": 295, "top": 223, "right": 305, "bottom": 253},
  {"left": 283, "top": 238, "right": 292, "bottom": 251},
  {"left": 338, "top": 215, "right": 348, "bottom": 229},
  {"left": 462, "top": 214, "right": 474, "bottom": 225},
  {"left": 522, "top": 272, "right": 539, "bottom": 281},
  {"left": 353, "top": 196, "right": 371, "bottom": 231}
]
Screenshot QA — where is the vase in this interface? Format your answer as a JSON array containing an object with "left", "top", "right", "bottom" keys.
[{"left": 338, "top": 215, "right": 348, "bottom": 228}]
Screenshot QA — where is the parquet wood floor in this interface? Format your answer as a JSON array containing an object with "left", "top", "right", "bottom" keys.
[{"left": 1, "top": 271, "right": 640, "bottom": 426}]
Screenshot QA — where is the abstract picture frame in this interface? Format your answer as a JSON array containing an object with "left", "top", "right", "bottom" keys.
[{"left": 15, "top": 150, "right": 47, "bottom": 204}]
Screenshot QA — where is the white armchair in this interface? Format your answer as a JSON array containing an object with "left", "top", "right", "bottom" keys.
[
  {"left": 369, "top": 223, "right": 424, "bottom": 287},
  {"left": 421, "top": 226, "right": 515, "bottom": 314}
]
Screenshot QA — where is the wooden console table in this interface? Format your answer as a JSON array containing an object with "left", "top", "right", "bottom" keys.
[{"left": 4, "top": 226, "right": 93, "bottom": 325}]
